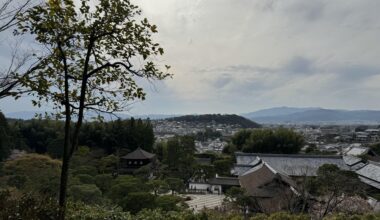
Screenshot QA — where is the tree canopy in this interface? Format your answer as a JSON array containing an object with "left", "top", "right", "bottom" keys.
[{"left": 225, "top": 128, "right": 304, "bottom": 154}]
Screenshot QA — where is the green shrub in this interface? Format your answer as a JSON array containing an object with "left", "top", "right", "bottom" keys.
[
  {"left": 155, "top": 195, "right": 183, "bottom": 211},
  {"left": 120, "top": 192, "right": 156, "bottom": 213},
  {"left": 69, "top": 184, "right": 102, "bottom": 204},
  {"left": 72, "top": 165, "right": 98, "bottom": 176},
  {"left": 94, "top": 174, "right": 113, "bottom": 193},
  {"left": 75, "top": 174, "right": 95, "bottom": 184}
]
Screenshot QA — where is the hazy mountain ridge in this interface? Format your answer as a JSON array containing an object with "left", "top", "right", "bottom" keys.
[
  {"left": 244, "top": 107, "right": 380, "bottom": 124},
  {"left": 4, "top": 111, "right": 179, "bottom": 120}
]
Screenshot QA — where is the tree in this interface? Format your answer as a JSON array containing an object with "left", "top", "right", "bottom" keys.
[
  {"left": 68, "top": 184, "right": 102, "bottom": 204},
  {"left": 17, "top": 0, "right": 170, "bottom": 218},
  {"left": 161, "top": 136, "right": 196, "bottom": 181},
  {"left": 147, "top": 179, "right": 169, "bottom": 196},
  {"left": 0, "top": 0, "right": 46, "bottom": 99},
  {"left": 228, "top": 128, "right": 304, "bottom": 154},
  {"left": 155, "top": 195, "right": 183, "bottom": 211},
  {"left": 165, "top": 178, "right": 184, "bottom": 195},
  {"left": 0, "top": 112, "right": 10, "bottom": 161},
  {"left": 2, "top": 153, "right": 62, "bottom": 197},
  {"left": 120, "top": 192, "right": 156, "bottom": 214},
  {"left": 225, "top": 187, "right": 257, "bottom": 216},
  {"left": 307, "top": 164, "right": 365, "bottom": 219}
]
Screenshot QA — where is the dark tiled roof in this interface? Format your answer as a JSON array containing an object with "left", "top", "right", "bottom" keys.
[
  {"left": 121, "top": 147, "right": 155, "bottom": 160},
  {"left": 235, "top": 152, "right": 349, "bottom": 176},
  {"left": 195, "top": 157, "right": 212, "bottom": 165},
  {"left": 208, "top": 176, "right": 240, "bottom": 186}
]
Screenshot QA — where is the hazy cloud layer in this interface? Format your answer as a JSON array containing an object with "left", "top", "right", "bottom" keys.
[{"left": 1, "top": 0, "right": 380, "bottom": 114}]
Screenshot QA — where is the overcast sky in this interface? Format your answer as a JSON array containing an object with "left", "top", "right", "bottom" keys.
[{"left": 1, "top": 0, "right": 380, "bottom": 115}]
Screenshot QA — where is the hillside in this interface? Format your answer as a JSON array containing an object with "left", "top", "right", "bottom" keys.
[{"left": 167, "top": 114, "right": 261, "bottom": 128}]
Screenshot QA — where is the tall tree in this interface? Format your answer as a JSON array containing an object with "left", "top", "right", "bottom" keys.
[{"left": 17, "top": 0, "right": 170, "bottom": 218}]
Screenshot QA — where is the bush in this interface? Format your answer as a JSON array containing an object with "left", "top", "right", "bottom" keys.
[
  {"left": 108, "top": 175, "right": 147, "bottom": 202},
  {"left": 0, "top": 189, "right": 59, "bottom": 220},
  {"left": 75, "top": 174, "right": 95, "bottom": 184},
  {"left": 155, "top": 195, "right": 183, "bottom": 211},
  {"left": 94, "top": 174, "right": 113, "bottom": 193},
  {"left": 2, "top": 154, "right": 61, "bottom": 197},
  {"left": 120, "top": 192, "right": 156, "bottom": 213},
  {"left": 72, "top": 165, "right": 98, "bottom": 176},
  {"left": 69, "top": 184, "right": 102, "bottom": 204},
  {"left": 66, "top": 202, "right": 132, "bottom": 220}
]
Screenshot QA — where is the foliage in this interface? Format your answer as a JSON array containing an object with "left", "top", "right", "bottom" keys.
[
  {"left": 155, "top": 195, "right": 184, "bottom": 211},
  {"left": 213, "top": 157, "right": 234, "bottom": 176},
  {"left": 0, "top": 190, "right": 380, "bottom": 220},
  {"left": 147, "top": 179, "right": 169, "bottom": 195},
  {"left": 195, "top": 128, "right": 222, "bottom": 141},
  {"left": 72, "top": 165, "right": 98, "bottom": 176},
  {"left": 158, "top": 136, "right": 196, "bottom": 181},
  {"left": 307, "top": 164, "right": 366, "bottom": 218},
  {"left": 68, "top": 184, "right": 102, "bottom": 204},
  {"left": 120, "top": 192, "right": 156, "bottom": 213},
  {"left": 66, "top": 202, "right": 132, "bottom": 220},
  {"left": 226, "top": 128, "right": 304, "bottom": 154},
  {"left": 0, "top": 189, "right": 60, "bottom": 220},
  {"left": 94, "top": 174, "right": 113, "bottom": 193},
  {"left": 165, "top": 177, "right": 185, "bottom": 195},
  {"left": 2, "top": 153, "right": 61, "bottom": 197},
  {"left": 369, "top": 142, "right": 380, "bottom": 155},
  {"left": 249, "top": 212, "right": 309, "bottom": 220},
  {"left": 225, "top": 187, "right": 257, "bottom": 214},
  {"left": 108, "top": 175, "right": 147, "bottom": 203},
  {"left": 7, "top": 118, "right": 154, "bottom": 157},
  {"left": 80, "top": 119, "right": 155, "bottom": 154},
  {"left": 16, "top": 119, "right": 64, "bottom": 155},
  {"left": 0, "top": 112, "right": 11, "bottom": 161},
  {"left": 98, "top": 154, "right": 119, "bottom": 174},
  {"left": 75, "top": 174, "right": 95, "bottom": 184},
  {"left": 168, "top": 114, "right": 260, "bottom": 128}
]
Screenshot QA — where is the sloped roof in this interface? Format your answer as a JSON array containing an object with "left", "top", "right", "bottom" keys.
[
  {"left": 239, "top": 162, "right": 296, "bottom": 197},
  {"left": 346, "top": 147, "right": 369, "bottom": 156},
  {"left": 208, "top": 176, "right": 240, "bottom": 186},
  {"left": 235, "top": 152, "right": 349, "bottom": 176},
  {"left": 343, "top": 155, "right": 363, "bottom": 166},
  {"left": 356, "top": 163, "right": 380, "bottom": 188},
  {"left": 121, "top": 147, "right": 155, "bottom": 160},
  {"left": 239, "top": 163, "right": 277, "bottom": 191}
]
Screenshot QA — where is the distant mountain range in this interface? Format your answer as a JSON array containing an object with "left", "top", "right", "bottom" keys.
[
  {"left": 242, "top": 107, "right": 380, "bottom": 124},
  {"left": 5, "top": 107, "right": 380, "bottom": 124},
  {"left": 167, "top": 114, "right": 261, "bottom": 128},
  {"left": 4, "top": 111, "right": 179, "bottom": 121}
]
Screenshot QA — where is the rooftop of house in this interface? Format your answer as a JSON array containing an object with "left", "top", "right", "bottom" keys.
[
  {"left": 121, "top": 147, "right": 155, "bottom": 160},
  {"left": 356, "top": 163, "right": 380, "bottom": 189},
  {"left": 234, "top": 152, "right": 349, "bottom": 176},
  {"left": 239, "top": 162, "right": 297, "bottom": 198},
  {"left": 345, "top": 147, "right": 370, "bottom": 156},
  {"left": 208, "top": 176, "right": 240, "bottom": 186}
]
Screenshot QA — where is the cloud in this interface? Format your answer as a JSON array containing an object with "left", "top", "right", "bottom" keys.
[{"left": 2, "top": 0, "right": 380, "bottom": 114}]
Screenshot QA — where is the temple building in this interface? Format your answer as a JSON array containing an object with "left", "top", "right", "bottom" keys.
[{"left": 120, "top": 147, "right": 156, "bottom": 173}]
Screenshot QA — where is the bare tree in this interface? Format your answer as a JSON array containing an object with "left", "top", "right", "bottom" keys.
[
  {"left": 0, "top": 0, "right": 31, "bottom": 32},
  {"left": 0, "top": 0, "right": 36, "bottom": 100}
]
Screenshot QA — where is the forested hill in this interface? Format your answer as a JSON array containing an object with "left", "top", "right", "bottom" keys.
[{"left": 167, "top": 114, "right": 261, "bottom": 128}]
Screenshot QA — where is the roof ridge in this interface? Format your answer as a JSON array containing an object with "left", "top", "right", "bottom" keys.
[{"left": 235, "top": 152, "right": 343, "bottom": 159}]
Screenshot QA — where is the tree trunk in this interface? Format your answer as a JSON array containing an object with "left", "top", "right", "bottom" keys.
[
  {"left": 58, "top": 153, "right": 70, "bottom": 219},
  {"left": 58, "top": 113, "right": 71, "bottom": 220}
]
